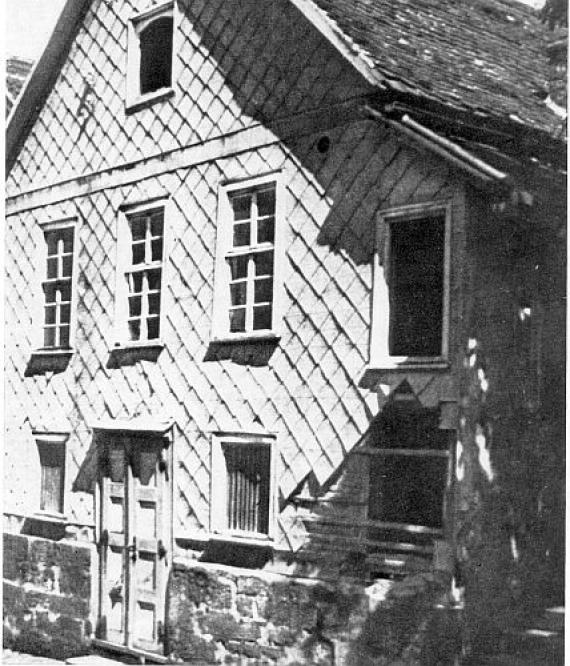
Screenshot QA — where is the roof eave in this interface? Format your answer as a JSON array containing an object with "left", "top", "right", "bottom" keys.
[{"left": 6, "top": 0, "right": 91, "bottom": 172}]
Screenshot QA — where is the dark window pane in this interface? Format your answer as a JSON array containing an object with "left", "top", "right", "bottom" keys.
[
  {"left": 59, "top": 283, "right": 72, "bottom": 303},
  {"left": 133, "top": 440, "right": 159, "bottom": 487},
  {"left": 62, "top": 230, "right": 74, "bottom": 254},
  {"left": 129, "top": 295, "right": 142, "bottom": 317},
  {"left": 148, "top": 293, "right": 161, "bottom": 315},
  {"left": 257, "top": 217, "right": 275, "bottom": 244},
  {"left": 150, "top": 213, "right": 163, "bottom": 237},
  {"left": 62, "top": 255, "right": 73, "bottom": 278},
  {"left": 47, "top": 258, "right": 58, "bottom": 279},
  {"left": 147, "top": 269, "right": 161, "bottom": 291},
  {"left": 231, "top": 194, "right": 251, "bottom": 221},
  {"left": 254, "top": 251, "right": 273, "bottom": 277},
  {"left": 229, "top": 308, "right": 246, "bottom": 333},
  {"left": 44, "top": 327, "right": 56, "bottom": 348},
  {"left": 229, "top": 255, "right": 248, "bottom": 280},
  {"left": 61, "top": 304, "right": 71, "bottom": 325},
  {"left": 132, "top": 242, "right": 145, "bottom": 265},
  {"left": 130, "top": 272, "right": 144, "bottom": 294},
  {"left": 254, "top": 278, "right": 273, "bottom": 304},
  {"left": 44, "top": 306, "right": 56, "bottom": 325},
  {"left": 139, "top": 17, "right": 173, "bottom": 94},
  {"left": 46, "top": 233, "right": 59, "bottom": 256},
  {"left": 59, "top": 325, "right": 70, "bottom": 348},
  {"left": 230, "top": 282, "right": 247, "bottom": 306},
  {"left": 233, "top": 222, "right": 250, "bottom": 247},
  {"left": 257, "top": 188, "right": 275, "bottom": 217},
  {"left": 389, "top": 216, "right": 444, "bottom": 356},
  {"left": 147, "top": 316, "right": 160, "bottom": 339},
  {"left": 129, "top": 319, "right": 141, "bottom": 341},
  {"left": 368, "top": 455, "right": 446, "bottom": 529},
  {"left": 253, "top": 304, "right": 272, "bottom": 330},
  {"left": 151, "top": 238, "right": 163, "bottom": 262},
  {"left": 130, "top": 216, "right": 146, "bottom": 242}
]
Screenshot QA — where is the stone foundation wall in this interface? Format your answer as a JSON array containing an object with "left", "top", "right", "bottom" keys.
[
  {"left": 166, "top": 561, "right": 462, "bottom": 665},
  {"left": 2, "top": 533, "right": 93, "bottom": 660}
]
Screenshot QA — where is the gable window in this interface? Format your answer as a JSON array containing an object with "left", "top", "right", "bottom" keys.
[
  {"left": 211, "top": 433, "right": 276, "bottom": 541},
  {"left": 212, "top": 175, "right": 284, "bottom": 341},
  {"left": 116, "top": 202, "right": 166, "bottom": 346},
  {"left": 35, "top": 433, "right": 68, "bottom": 516},
  {"left": 370, "top": 202, "right": 451, "bottom": 368},
  {"left": 42, "top": 223, "right": 76, "bottom": 350},
  {"left": 127, "top": 2, "right": 174, "bottom": 110}
]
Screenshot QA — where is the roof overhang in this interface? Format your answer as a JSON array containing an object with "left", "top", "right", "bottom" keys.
[{"left": 6, "top": 0, "right": 91, "bottom": 171}]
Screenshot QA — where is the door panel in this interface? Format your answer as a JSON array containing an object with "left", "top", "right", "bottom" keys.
[{"left": 98, "top": 433, "right": 170, "bottom": 655}]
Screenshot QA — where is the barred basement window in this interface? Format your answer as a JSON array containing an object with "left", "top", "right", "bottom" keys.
[
  {"left": 42, "top": 225, "right": 75, "bottom": 349},
  {"left": 211, "top": 433, "right": 275, "bottom": 540},
  {"left": 116, "top": 202, "right": 167, "bottom": 346},
  {"left": 35, "top": 433, "right": 68, "bottom": 516},
  {"left": 212, "top": 174, "right": 285, "bottom": 341}
]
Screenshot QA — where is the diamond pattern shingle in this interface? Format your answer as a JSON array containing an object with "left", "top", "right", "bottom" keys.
[{"left": 6, "top": 0, "right": 462, "bottom": 547}]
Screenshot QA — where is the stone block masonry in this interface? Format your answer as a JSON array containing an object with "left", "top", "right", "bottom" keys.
[
  {"left": 165, "top": 561, "right": 462, "bottom": 665},
  {"left": 3, "top": 533, "right": 92, "bottom": 661}
]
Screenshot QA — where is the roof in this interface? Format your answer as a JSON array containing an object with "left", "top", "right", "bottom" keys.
[
  {"left": 305, "top": 0, "right": 565, "bottom": 135},
  {"left": 6, "top": 56, "right": 33, "bottom": 117},
  {"left": 6, "top": 0, "right": 567, "bottom": 175}
]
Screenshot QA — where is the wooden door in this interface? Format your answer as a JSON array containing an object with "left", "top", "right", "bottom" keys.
[{"left": 98, "top": 433, "right": 170, "bottom": 656}]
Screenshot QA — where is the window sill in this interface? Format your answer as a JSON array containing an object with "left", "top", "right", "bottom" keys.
[
  {"left": 209, "top": 532, "right": 275, "bottom": 549},
  {"left": 205, "top": 334, "right": 280, "bottom": 365},
  {"left": 32, "top": 511, "right": 67, "bottom": 523},
  {"left": 25, "top": 349, "right": 73, "bottom": 376},
  {"left": 125, "top": 87, "right": 174, "bottom": 114},
  {"left": 210, "top": 332, "right": 281, "bottom": 345},
  {"left": 360, "top": 361, "right": 450, "bottom": 389},
  {"left": 108, "top": 342, "right": 163, "bottom": 368}
]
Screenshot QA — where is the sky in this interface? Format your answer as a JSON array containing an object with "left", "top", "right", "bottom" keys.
[{"left": 5, "top": 0, "right": 548, "bottom": 61}]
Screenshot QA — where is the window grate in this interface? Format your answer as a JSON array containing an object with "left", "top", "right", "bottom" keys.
[{"left": 223, "top": 443, "right": 270, "bottom": 535}]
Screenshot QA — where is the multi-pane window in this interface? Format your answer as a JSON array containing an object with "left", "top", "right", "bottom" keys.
[
  {"left": 42, "top": 226, "right": 74, "bottom": 349},
  {"left": 124, "top": 208, "right": 164, "bottom": 342},
  {"left": 36, "top": 435, "right": 67, "bottom": 515},
  {"left": 226, "top": 186, "right": 276, "bottom": 334},
  {"left": 211, "top": 434, "right": 274, "bottom": 540}
]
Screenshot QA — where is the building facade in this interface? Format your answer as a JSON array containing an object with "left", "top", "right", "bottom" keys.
[{"left": 4, "top": 0, "right": 566, "bottom": 663}]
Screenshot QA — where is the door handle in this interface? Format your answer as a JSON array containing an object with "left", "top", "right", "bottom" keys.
[{"left": 158, "top": 540, "right": 167, "bottom": 559}]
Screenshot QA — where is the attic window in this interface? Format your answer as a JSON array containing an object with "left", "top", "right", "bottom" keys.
[
  {"left": 139, "top": 17, "right": 173, "bottom": 95},
  {"left": 127, "top": 2, "right": 175, "bottom": 110}
]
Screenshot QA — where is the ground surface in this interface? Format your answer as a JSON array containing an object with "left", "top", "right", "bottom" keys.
[{"left": 2, "top": 650, "right": 66, "bottom": 664}]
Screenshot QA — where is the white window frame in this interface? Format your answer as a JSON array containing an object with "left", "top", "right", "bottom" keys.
[
  {"left": 33, "top": 218, "right": 79, "bottom": 353},
  {"left": 370, "top": 201, "right": 451, "bottom": 369},
  {"left": 212, "top": 173, "right": 286, "bottom": 342},
  {"left": 126, "top": 0, "right": 176, "bottom": 110},
  {"left": 210, "top": 432, "right": 277, "bottom": 544},
  {"left": 33, "top": 431, "right": 69, "bottom": 519},
  {"left": 114, "top": 199, "right": 170, "bottom": 348}
]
